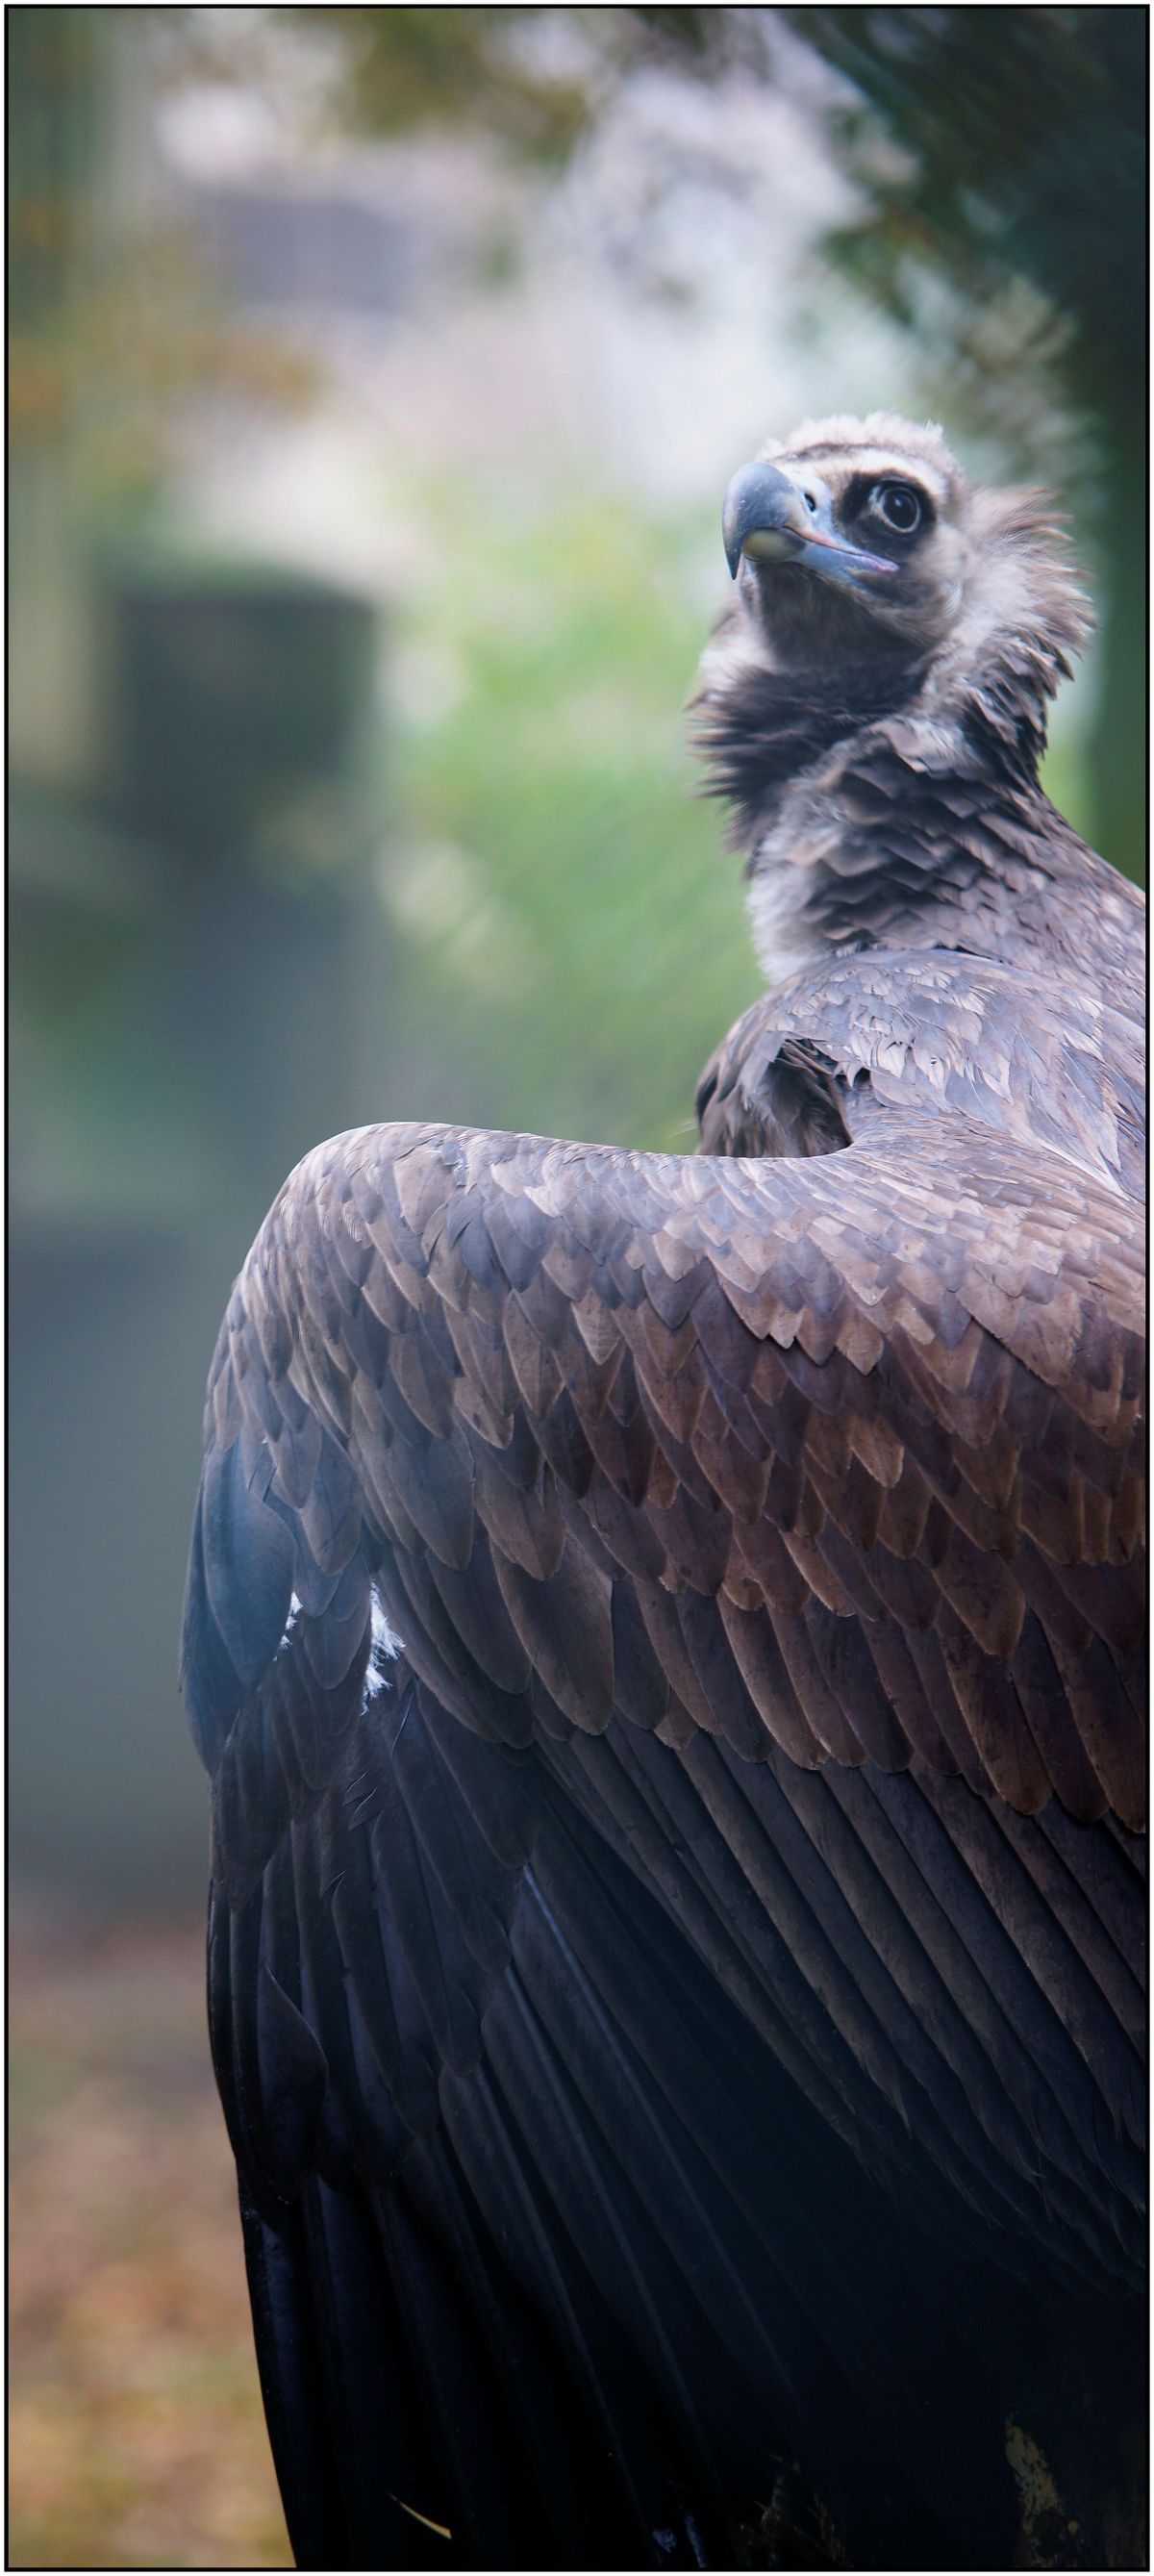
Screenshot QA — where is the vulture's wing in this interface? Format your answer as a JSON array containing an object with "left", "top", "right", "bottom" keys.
[
  {"left": 697, "top": 949, "right": 1146, "bottom": 1196},
  {"left": 184, "top": 1110, "right": 1144, "bottom": 2569}
]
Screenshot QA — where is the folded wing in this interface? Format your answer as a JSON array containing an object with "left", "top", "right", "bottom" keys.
[{"left": 183, "top": 1108, "right": 1145, "bottom": 2563}]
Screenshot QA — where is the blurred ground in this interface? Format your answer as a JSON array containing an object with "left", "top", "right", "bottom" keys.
[{"left": 9, "top": 1904, "right": 290, "bottom": 2570}]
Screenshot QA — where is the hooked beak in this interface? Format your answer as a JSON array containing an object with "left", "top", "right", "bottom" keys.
[{"left": 722, "top": 461, "right": 898, "bottom": 586}]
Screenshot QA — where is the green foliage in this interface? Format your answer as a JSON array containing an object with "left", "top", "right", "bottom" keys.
[
  {"left": 7, "top": 9, "right": 99, "bottom": 330},
  {"left": 786, "top": 7, "right": 1145, "bottom": 415},
  {"left": 780, "top": 3, "right": 1146, "bottom": 881},
  {"left": 290, "top": 6, "right": 591, "bottom": 159},
  {"left": 285, "top": 7, "right": 766, "bottom": 160},
  {"left": 380, "top": 482, "right": 759, "bottom": 1149}
]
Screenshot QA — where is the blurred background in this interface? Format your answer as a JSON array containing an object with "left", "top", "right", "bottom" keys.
[{"left": 9, "top": 8, "right": 1145, "bottom": 2563}]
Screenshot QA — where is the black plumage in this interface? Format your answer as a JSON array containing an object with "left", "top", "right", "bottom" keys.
[{"left": 183, "top": 412, "right": 1145, "bottom": 2570}]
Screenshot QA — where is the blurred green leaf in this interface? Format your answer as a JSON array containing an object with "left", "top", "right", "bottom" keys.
[{"left": 379, "top": 479, "right": 759, "bottom": 1149}]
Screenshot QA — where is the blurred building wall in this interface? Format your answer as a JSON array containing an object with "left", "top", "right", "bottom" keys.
[
  {"left": 10, "top": 14, "right": 399, "bottom": 1914},
  {"left": 12, "top": 540, "right": 383, "bottom": 1910}
]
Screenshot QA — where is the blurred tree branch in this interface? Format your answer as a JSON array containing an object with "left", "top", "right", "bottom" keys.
[
  {"left": 787, "top": 8, "right": 1144, "bottom": 416},
  {"left": 9, "top": 10, "right": 317, "bottom": 511},
  {"left": 281, "top": 8, "right": 773, "bottom": 157},
  {"left": 782, "top": 5, "right": 1145, "bottom": 875}
]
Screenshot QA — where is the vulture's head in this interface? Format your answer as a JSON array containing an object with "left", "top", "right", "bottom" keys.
[
  {"left": 696, "top": 412, "right": 1110, "bottom": 983},
  {"left": 702, "top": 410, "right": 1091, "bottom": 801},
  {"left": 721, "top": 413, "right": 969, "bottom": 666}
]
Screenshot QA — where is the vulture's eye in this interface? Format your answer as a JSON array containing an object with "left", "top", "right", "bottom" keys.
[{"left": 872, "top": 483, "right": 922, "bottom": 534}]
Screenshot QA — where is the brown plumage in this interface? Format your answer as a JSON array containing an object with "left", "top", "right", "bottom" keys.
[{"left": 183, "top": 414, "right": 1145, "bottom": 2572}]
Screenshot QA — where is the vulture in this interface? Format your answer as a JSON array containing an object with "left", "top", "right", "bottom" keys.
[{"left": 182, "top": 413, "right": 1145, "bottom": 2573}]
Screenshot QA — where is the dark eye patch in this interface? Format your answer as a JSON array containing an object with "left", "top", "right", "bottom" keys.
[{"left": 842, "top": 470, "right": 935, "bottom": 534}]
